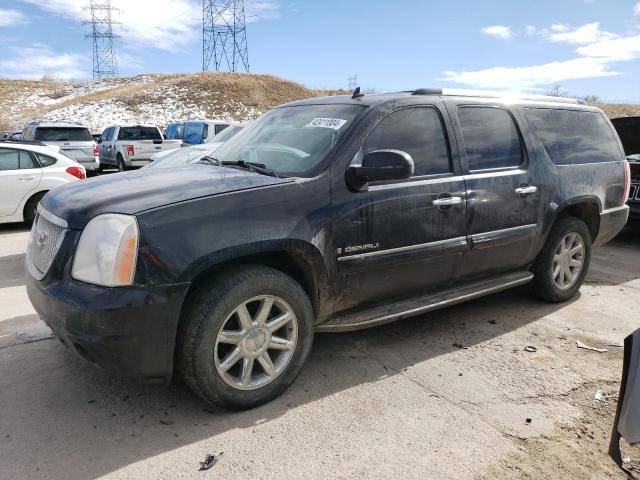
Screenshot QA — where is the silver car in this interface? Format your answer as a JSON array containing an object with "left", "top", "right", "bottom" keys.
[{"left": 21, "top": 122, "right": 99, "bottom": 172}]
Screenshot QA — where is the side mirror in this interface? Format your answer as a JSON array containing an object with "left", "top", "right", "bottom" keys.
[
  {"left": 347, "top": 149, "right": 414, "bottom": 191},
  {"left": 609, "top": 328, "right": 640, "bottom": 473}
]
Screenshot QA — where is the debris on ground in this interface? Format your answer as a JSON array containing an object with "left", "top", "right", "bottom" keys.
[
  {"left": 526, "top": 418, "right": 532, "bottom": 425},
  {"left": 524, "top": 346, "right": 537, "bottom": 353},
  {"left": 594, "top": 390, "right": 605, "bottom": 402},
  {"left": 199, "top": 453, "right": 223, "bottom": 471},
  {"left": 453, "top": 342, "right": 468, "bottom": 349},
  {"left": 576, "top": 341, "right": 608, "bottom": 353}
]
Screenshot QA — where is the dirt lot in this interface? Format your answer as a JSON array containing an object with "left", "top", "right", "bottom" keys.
[{"left": 0, "top": 222, "right": 638, "bottom": 479}]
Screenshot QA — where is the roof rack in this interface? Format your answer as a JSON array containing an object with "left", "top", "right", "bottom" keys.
[{"left": 410, "top": 87, "right": 585, "bottom": 104}]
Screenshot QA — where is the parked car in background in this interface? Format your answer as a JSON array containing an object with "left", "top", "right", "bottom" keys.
[
  {"left": 21, "top": 122, "right": 99, "bottom": 174},
  {"left": 149, "top": 122, "right": 248, "bottom": 163},
  {"left": 26, "top": 89, "right": 629, "bottom": 410},
  {"left": 611, "top": 117, "right": 640, "bottom": 222},
  {"left": 144, "top": 144, "right": 218, "bottom": 169},
  {"left": 10, "top": 131, "right": 22, "bottom": 140},
  {"left": 98, "top": 124, "right": 181, "bottom": 171},
  {"left": 0, "top": 140, "right": 85, "bottom": 225},
  {"left": 165, "top": 119, "right": 234, "bottom": 145}
]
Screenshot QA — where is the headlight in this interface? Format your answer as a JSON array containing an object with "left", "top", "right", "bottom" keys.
[{"left": 72, "top": 214, "right": 139, "bottom": 287}]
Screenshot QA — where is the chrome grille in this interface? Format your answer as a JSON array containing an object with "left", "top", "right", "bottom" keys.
[
  {"left": 630, "top": 183, "right": 640, "bottom": 201},
  {"left": 28, "top": 208, "right": 67, "bottom": 277}
]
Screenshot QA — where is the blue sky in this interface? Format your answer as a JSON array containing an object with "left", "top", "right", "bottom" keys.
[{"left": 0, "top": 0, "right": 639, "bottom": 101}]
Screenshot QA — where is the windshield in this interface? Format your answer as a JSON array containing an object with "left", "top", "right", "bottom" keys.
[
  {"left": 147, "top": 147, "right": 215, "bottom": 169},
  {"left": 212, "top": 104, "right": 365, "bottom": 177},
  {"left": 213, "top": 125, "right": 244, "bottom": 143},
  {"left": 35, "top": 127, "right": 92, "bottom": 142}
]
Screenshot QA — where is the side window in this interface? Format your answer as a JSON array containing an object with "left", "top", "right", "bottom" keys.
[
  {"left": 524, "top": 108, "right": 622, "bottom": 165},
  {"left": 101, "top": 128, "right": 110, "bottom": 141},
  {"left": 457, "top": 107, "right": 523, "bottom": 171},
  {"left": 19, "top": 151, "right": 37, "bottom": 169},
  {"left": 363, "top": 107, "right": 451, "bottom": 177},
  {"left": 215, "top": 124, "right": 229, "bottom": 135},
  {"left": 36, "top": 152, "right": 56, "bottom": 167},
  {"left": 0, "top": 148, "right": 20, "bottom": 171}
]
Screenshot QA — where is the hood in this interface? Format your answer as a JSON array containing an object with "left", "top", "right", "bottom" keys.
[{"left": 42, "top": 165, "right": 292, "bottom": 229}]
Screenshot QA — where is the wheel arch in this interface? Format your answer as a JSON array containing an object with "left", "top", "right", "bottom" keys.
[
  {"left": 553, "top": 196, "right": 601, "bottom": 241},
  {"left": 21, "top": 190, "right": 49, "bottom": 221}
]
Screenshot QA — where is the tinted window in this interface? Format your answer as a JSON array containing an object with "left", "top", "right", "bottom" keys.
[
  {"left": 101, "top": 128, "right": 111, "bottom": 141},
  {"left": 0, "top": 149, "right": 36, "bottom": 170},
  {"left": 364, "top": 107, "right": 451, "bottom": 176},
  {"left": 36, "top": 152, "right": 57, "bottom": 167},
  {"left": 35, "top": 127, "right": 92, "bottom": 142},
  {"left": 215, "top": 124, "right": 229, "bottom": 135},
  {"left": 525, "top": 108, "right": 622, "bottom": 165},
  {"left": 458, "top": 107, "right": 523, "bottom": 170},
  {"left": 117, "top": 126, "right": 162, "bottom": 141}
]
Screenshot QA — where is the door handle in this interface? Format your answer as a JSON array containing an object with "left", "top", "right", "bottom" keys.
[
  {"left": 433, "top": 196, "right": 463, "bottom": 207},
  {"left": 515, "top": 185, "right": 538, "bottom": 196},
  {"left": 18, "top": 176, "right": 37, "bottom": 181}
]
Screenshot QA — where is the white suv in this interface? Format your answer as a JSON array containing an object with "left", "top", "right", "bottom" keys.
[{"left": 0, "top": 140, "right": 86, "bottom": 225}]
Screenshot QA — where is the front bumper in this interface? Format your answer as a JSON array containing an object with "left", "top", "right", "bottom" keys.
[
  {"left": 594, "top": 205, "right": 630, "bottom": 247},
  {"left": 628, "top": 201, "right": 640, "bottom": 222},
  {"left": 26, "top": 269, "right": 189, "bottom": 380}
]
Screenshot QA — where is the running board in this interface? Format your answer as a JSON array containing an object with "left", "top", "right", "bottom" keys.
[{"left": 316, "top": 271, "right": 534, "bottom": 332}]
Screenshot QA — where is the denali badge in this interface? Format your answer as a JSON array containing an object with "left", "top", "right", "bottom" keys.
[
  {"left": 338, "top": 243, "right": 380, "bottom": 255},
  {"left": 34, "top": 227, "right": 48, "bottom": 250}
]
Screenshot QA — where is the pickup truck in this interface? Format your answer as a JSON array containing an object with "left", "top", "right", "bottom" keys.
[{"left": 97, "top": 125, "right": 181, "bottom": 171}]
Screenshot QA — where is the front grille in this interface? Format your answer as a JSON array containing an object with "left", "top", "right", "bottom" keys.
[
  {"left": 29, "top": 209, "right": 67, "bottom": 276},
  {"left": 630, "top": 183, "right": 640, "bottom": 201}
]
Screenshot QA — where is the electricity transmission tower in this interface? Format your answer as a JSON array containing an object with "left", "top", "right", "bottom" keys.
[
  {"left": 202, "top": 0, "right": 249, "bottom": 73},
  {"left": 348, "top": 74, "right": 358, "bottom": 90},
  {"left": 83, "top": 1, "right": 120, "bottom": 79}
]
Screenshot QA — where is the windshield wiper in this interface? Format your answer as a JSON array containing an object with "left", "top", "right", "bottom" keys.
[
  {"left": 198, "top": 155, "right": 221, "bottom": 166},
  {"left": 221, "top": 160, "right": 279, "bottom": 177}
]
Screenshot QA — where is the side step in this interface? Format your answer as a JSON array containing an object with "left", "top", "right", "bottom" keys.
[{"left": 316, "top": 271, "right": 533, "bottom": 332}]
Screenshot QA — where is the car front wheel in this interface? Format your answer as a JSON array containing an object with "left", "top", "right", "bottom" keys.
[{"left": 176, "top": 265, "right": 314, "bottom": 410}]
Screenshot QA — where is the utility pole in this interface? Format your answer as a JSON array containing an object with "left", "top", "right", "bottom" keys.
[
  {"left": 83, "top": 0, "right": 120, "bottom": 79},
  {"left": 348, "top": 74, "right": 358, "bottom": 90},
  {"left": 203, "top": 0, "right": 250, "bottom": 73}
]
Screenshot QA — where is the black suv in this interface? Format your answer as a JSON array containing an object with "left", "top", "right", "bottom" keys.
[{"left": 26, "top": 89, "right": 630, "bottom": 409}]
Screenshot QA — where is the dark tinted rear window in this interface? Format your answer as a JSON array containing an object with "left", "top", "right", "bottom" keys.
[
  {"left": 525, "top": 109, "right": 622, "bottom": 165},
  {"left": 457, "top": 107, "right": 523, "bottom": 170},
  {"left": 35, "top": 127, "right": 92, "bottom": 142},
  {"left": 117, "top": 127, "right": 162, "bottom": 141}
]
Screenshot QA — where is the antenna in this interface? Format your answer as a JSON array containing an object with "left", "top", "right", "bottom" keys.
[
  {"left": 83, "top": 1, "right": 120, "bottom": 79},
  {"left": 203, "top": 0, "right": 250, "bottom": 73}
]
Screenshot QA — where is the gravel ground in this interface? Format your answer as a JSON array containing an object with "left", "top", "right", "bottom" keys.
[{"left": 0, "top": 222, "right": 638, "bottom": 479}]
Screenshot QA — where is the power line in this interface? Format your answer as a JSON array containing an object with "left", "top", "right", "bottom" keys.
[
  {"left": 203, "top": 0, "right": 249, "bottom": 73},
  {"left": 83, "top": 1, "right": 120, "bottom": 79}
]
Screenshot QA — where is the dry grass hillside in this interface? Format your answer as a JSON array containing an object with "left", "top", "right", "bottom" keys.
[
  {"left": 0, "top": 72, "right": 638, "bottom": 133},
  {"left": 0, "top": 72, "right": 345, "bottom": 132}
]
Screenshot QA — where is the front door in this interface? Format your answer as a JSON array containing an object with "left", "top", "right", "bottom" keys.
[
  {"left": 0, "top": 148, "right": 42, "bottom": 217},
  {"left": 331, "top": 103, "right": 468, "bottom": 311},
  {"left": 444, "top": 101, "right": 541, "bottom": 280}
]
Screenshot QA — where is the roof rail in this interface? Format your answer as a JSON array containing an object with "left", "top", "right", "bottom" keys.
[
  {"left": 407, "top": 87, "right": 585, "bottom": 104},
  {"left": 0, "top": 139, "right": 47, "bottom": 147},
  {"left": 412, "top": 88, "right": 443, "bottom": 96}
]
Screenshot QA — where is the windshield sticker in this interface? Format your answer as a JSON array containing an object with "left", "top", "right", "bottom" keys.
[{"left": 305, "top": 118, "right": 348, "bottom": 130}]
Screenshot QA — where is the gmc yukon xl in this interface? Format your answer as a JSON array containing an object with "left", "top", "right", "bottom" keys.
[{"left": 26, "top": 89, "right": 630, "bottom": 410}]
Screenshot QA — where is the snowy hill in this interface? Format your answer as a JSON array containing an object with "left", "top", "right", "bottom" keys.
[{"left": 0, "top": 73, "right": 344, "bottom": 133}]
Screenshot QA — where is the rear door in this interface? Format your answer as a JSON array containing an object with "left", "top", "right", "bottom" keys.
[
  {"left": 0, "top": 148, "right": 42, "bottom": 217},
  {"left": 99, "top": 127, "right": 114, "bottom": 165},
  {"left": 331, "top": 101, "right": 468, "bottom": 310},
  {"left": 444, "top": 100, "right": 541, "bottom": 280}
]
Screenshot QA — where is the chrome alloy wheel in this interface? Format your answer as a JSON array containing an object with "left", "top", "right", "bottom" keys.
[
  {"left": 214, "top": 295, "right": 298, "bottom": 390},
  {"left": 552, "top": 232, "right": 585, "bottom": 290}
]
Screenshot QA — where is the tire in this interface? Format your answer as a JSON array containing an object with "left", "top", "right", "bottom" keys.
[
  {"left": 176, "top": 265, "right": 315, "bottom": 410},
  {"left": 23, "top": 192, "right": 46, "bottom": 227},
  {"left": 531, "top": 216, "right": 592, "bottom": 302},
  {"left": 117, "top": 155, "right": 125, "bottom": 172}
]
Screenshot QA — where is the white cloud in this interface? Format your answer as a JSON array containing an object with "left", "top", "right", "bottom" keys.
[
  {"left": 0, "top": 44, "right": 86, "bottom": 80},
  {"left": 634, "top": 2, "right": 640, "bottom": 15},
  {"left": 576, "top": 33, "right": 640, "bottom": 61},
  {"left": 547, "top": 22, "right": 617, "bottom": 45},
  {"left": 438, "top": 57, "right": 619, "bottom": 90},
  {"left": 480, "top": 25, "right": 513, "bottom": 40},
  {"left": 550, "top": 24, "right": 569, "bottom": 32},
  {"left": 525, "top": 25, "right": 536, "bottom": 35},
  {"left": 0, "top": 8, "right": 27, "bottom": 27}
]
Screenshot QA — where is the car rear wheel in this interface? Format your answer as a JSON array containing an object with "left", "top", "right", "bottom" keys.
[
  {"left": 531, "top": 216, "right": 592, "bottom": 302},
  {"left": 23, "top": 192, "right": 46, "bottom": 227},
  {"left": 176, "top": 265, "right": 314, "bottom": 410},
  {"left": 117, "top": 155, "right": 125, "bottom": 172}
]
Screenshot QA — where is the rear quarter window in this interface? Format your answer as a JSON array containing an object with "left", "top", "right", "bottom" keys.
[{"left": 524, "top": 108, "right": 623, "bottom": 165}]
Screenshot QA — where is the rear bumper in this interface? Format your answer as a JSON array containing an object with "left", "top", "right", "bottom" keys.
[
  {"left": 76, "top": 158, "right": 100, "bottom": 170},
  {"left": 126, "top": 159, "right": 152, "bottom": 167},
  {"left": 26, "top": 271, "right": 190, "bottom": 380},
  {"left": 594, "top": 205, "right": 629, "bottom": 247}
]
